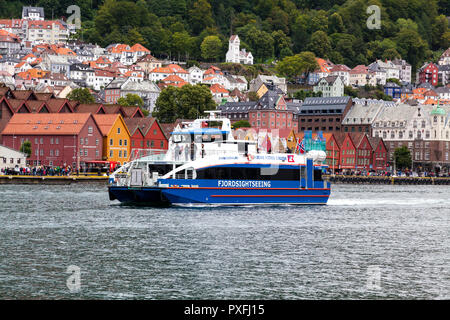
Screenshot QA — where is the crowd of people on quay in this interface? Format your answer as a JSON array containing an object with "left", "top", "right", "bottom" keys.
[
  {"left": 0, "top": 165, "right": 101, "bottom": 176},
  {"left": 326, "top": 168, "right": 449, "bottom": 177}
]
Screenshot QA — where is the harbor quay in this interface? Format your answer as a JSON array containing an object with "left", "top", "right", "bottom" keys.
[
  {"left": 0, "top": 174, "right": 108, "bottom": 184},
  {"left": 2, "top": 173, "right": 450, "bottom": 185},
  {"left": 325, "top": 174, "right": 450, "bottom": 185}
]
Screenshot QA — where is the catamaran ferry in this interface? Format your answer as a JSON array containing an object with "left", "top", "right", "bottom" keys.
[{"left": 108, "top": 111, "right": 331, "bottom": 206}]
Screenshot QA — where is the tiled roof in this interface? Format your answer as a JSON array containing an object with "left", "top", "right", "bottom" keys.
[
  {"left": 6, "top": 99, "right": 29, "bottom": 112},
  {"left": 11, "top": 90, "right": 35, "bottom": 100},
  {"left": 93, "top": 114, "right": 121, "bottom": 136},
  {"left": 130, "top": 43, "right": 150, "bottom": 53},
  {"left": 210, "top": 83, "right": 228, "bottom": 94},
  {"left": 46, "top": 98, "right": 73, "bottom": 113},
  {"left": 162, "top": 75, "right": 185, "bottom": 83},
  {"left": 28, "top": 20, "right": 66, "bottom": 30},
  {"left": 350, "top": 65, "right": 368, "bottom": 74},
  {"left": 34, "top": 92, "right": 55, "bottom": 101},
  {"left": 75, "top": 103, "right": 104, "bottom": 114},
  {"left": 25, "top": 100, "right": 47, "bottom": 112},
  {"left": 1, "top": 113, "right": 92, "bottom": 135},
  {"left": 124, "top": 117, "right": 157, "bottom": 137}
]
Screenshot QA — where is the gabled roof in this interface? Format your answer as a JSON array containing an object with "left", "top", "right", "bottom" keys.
[
  {"left": 162, "top": 75, "right": 185, "bottom": 83},
  {"left": 151, "top": 67, "right": 173, "bottom": 74},
  {"left": 120, "top": 106, "right": 143, "bottom": 118},
  {"left": 210, "top": 83, "right": 229, "bottom": 94},
  {"left": 11, "top": 90, "right": 37, "bottom": 100},
  {"left": 137, "top": 54, "right": 158, "bottom": 63},
  {"left": 130, "top": 43, "right": 150, "bottom": 53},
  {"left": 350, "top": 65, "right": 368, "bottom": 74},
  {"left": 167, "top": 64, "right": 188, "bottom": 74},
  {"left": 6, "top": 99, "right": 30, "bottom": 113},
  {"left": 349, "top": 132, "right": 366, "bottom": 148},
  {"left": 317, "top": 75, "right": 340, "bottom": 85},
  {"left": 74, "top": 103, "right": 105, "bottom": 114},
  {"left": 1, "top": 113, "right": 93, "bottom": 136},
  {"left": 331, "top": 132, "right": 347, "bottom": 148},
  {"left": 330, "top": 64, "right": 351, "bottom": 72},
  {"left": 367, "top": 136, "right": 385, "bottom": 150},
  {"left": 25, "top": 100, "right": 48, "bottom": 113},
  {"left": 93, "top": 114, "right": 130, "bottom": 137},
  {"left": 0, "top": 87, "right": 12, "bottom": 97},
  {"left": 45, "top": 98, "right": 73, "bottom": 113},
  {"left": 34, "top": 92, "right": 55, "bottom": 101},
  {"left": 124, "top": 117, "right": 160, "bottom": 137},
  {"left": 103, "top": 104, "right": 123, "bottom": 115}
]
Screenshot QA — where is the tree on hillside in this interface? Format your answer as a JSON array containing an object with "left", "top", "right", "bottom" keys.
[
  {"left": 189, "top": 0, "right": 215, "bottom": 35},
  {"left": 276, "top": 52, "right": 318, "bottom": 80},
  {"left": 118, "top": 94, "right": 144, "bottom": 107},
  {"left": 66, "top": 88, "right": 95, "bottom": 104},
  {"left": 152, "top": 84, "right": 215, "bottom": 123},
  {"left": 307, "top": 31, "right": 331, "bottom": 59},
  {"left": 395, "top": 28, "right": 430, "bottom": 70},
  {"left": 118, "top": 94, "right": 149, "bottom": 116},
  {"left": 201, "top": 35, "right": 222, "bottom": 61}
]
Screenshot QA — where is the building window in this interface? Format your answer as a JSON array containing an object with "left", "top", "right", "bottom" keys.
[
  {"left": 88, "top": 126, "right": 93, "bottom": 134},
  {"left": 117, "top": 127, "right": 121, "bottom": 134},
  {"left": 96, "top": 139, "right": 99, "bottom": 146},
  {"left": 109, "top": 150, "right": 113, "bottom": 158},
  {"left": 110, "top": 139, "right": 113, "bottom": 146},
  {"left": 119, "top": 139, "right": 122, "bottom": 146},
  {"left": 55, "top": 138, "right": 59, "bottom": 144},
  {"left": 124, "top": 150, "right": 127, "bottom": 158},
  {"left": 85, "top": 138, "right": 88, "bottom": 145},
  {"left": 124, "top": 140, "right": 127, "bottom": 146},
  {"left": 119, "top": 150, "right": 122, "bottom": 158}
]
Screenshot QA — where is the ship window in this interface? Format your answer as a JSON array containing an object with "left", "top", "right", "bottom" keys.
[{"left": 314, "top": 169, "right": 323, "bottom": 181}]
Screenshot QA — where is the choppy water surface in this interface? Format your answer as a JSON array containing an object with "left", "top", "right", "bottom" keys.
[{"left": 0, "top": 183, "right": 449, "bottom": 299}]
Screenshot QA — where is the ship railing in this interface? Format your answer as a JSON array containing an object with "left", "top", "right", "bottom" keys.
[{"left": 130, "top": 148, "right": 168, "bottom": 162}]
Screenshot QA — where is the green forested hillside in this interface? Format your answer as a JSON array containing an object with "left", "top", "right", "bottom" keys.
[{"left": 1, "top": 0, "right": 449, "bottom": 70}]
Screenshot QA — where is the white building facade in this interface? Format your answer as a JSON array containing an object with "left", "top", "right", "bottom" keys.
[{"left": 225, "top": 35, "right": 253, "bottom": 65}]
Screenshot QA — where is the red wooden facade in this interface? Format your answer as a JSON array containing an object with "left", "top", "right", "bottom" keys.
[
  {"left": 1, "top": 113, "right": 103, "bottom": 168},
  {"left": 125, "top": 117, "right": 169, "bottom": 155}
]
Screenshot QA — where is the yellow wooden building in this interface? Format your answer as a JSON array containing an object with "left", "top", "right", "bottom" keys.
[{"left": 93, "top": 114, "right": 131, "bottom": 165}]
